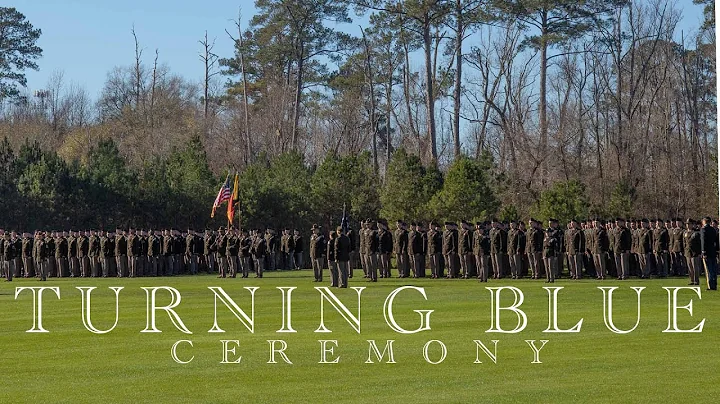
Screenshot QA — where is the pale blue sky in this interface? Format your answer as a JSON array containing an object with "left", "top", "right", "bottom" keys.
[{"left": 13, "top": 0, "right": 706, "bottom": 99}]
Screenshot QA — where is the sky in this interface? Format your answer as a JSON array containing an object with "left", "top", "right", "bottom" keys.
[{"left": 13, "top": 0, "right": 707, "bottom": 100}]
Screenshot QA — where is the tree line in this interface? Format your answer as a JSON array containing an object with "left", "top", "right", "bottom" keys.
[{"left": 0, "top": 1, "right": 716, "bottom": 230}]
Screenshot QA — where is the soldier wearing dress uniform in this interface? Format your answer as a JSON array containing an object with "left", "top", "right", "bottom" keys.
[
  {"left": 22, "top": 232, "right": 35, "bottom": 278},
  {"left": 377, "top": 220, "right": 393, "bottom": 278},
  {"left": 366, "top": 221, "right": 379, "bottom": 282},
  {"left": 543, "top": 219, "right": 561, "bottom": 283},
  {"left": 592, "top": 219, "right": 609, "bottom": 279},
  {"left": 443, "top": 222, "right": 459, "bottom": 278},
  {"left": 225, "top": 228, "right": 239, "bottom": 278},
  {"left": 114, "top": 229, "right": 127, "bottom": 277},
  {"left": 327, "top": 231, "right": 338, "bottom": 286},
  {"left": 654, "top": 219, "right": 670, "bottom": 277},
  {"left": 204, "top": 229, "right": 217, "bottom": 274},
  {"left": 44, "top": 232, "right": 56, "bottom": 277},
  {"left": 309, "top": 224, "right": 325, "bottom": 282},
  {"left": 147, "top": 229, "right": 160, "bottom": 276},
  {"left": 671, "top": 218, "right": 686, "bottom": 276},
  {"left": 473, "top": 222, "right": 491, "bottom": 282},
  {"left": 684, "top": 219, "right": 701, "bottom": 285},
  {"left": 126, "top": 228, "right": 141, "bottom": 278},
  {"left": 427, "top": 222, "right": 442, "bottom": 279},
  {"left": 335, "top": 227, "right": 351, "bottom": 288},
  {"left": 394, "top": 221, "right": 409, "bottom": 278},
  {"left": 162, "top": 229, "right": 174, "bottom": 276},
  {"left": 346, "top": 225, "right": 357, "bottom": 278},
  {"left": 87, "top": 230, "right": 98, "bottom": 277},
  {"left": 251, "top": 229, "right": 266, "bottom": 278},
  {"left": 638, "top": 219, "right": 654, "bottom": 278},
  {"left": 34, "top": 233, "right": 49, "bottom": 281},
  {"left": 99, "top": 231, "right": 111, "bottom": 277},
  {"left": 1, "top": 232, "right": 11, "bottom": 281},
  {"left": 359, "top": 221, "right": 368, "bottom": 278},
  {"left": 293, "top": 230, "right": 304, "bottom": 270},
  {"left": 458, "top": 221, "right": 473, "bottom": 279},
  {"left": 239, "top": 229, "right": 252, "bottom": 278},
  {"left": 280, "top": 228, "right": 295, "bottom": 271},
  {"left": 700, "top": 217, "right": 718, "bottom": 290},
  {"left": 489, "top": 219, "right": 504, "bottom": 279},
  {"left": 614, "top": 218, "right": 632, "bottom": 280},
  {"left": 527, "top": 219, "right": 544, "bottom": 279}
]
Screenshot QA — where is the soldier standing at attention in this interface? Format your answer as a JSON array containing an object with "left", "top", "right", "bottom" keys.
[
  {"left": 3, "top": 233, "right": 14, "bottom": 281},
  {"left": 543, "top": 220, "right": 561, "bottom": 283},
  {"left": 239, "top": 229, "right": 252, "bottom": 278},
  {"left": 185, "top": 228, "right": 198, "bottom": 275},
  {"left": 458, "top": 221, "right": 472, "bottom": 279},
  {"left": 76, "top": 231, "right": 89, "bottom": 277},
  {"left": 173, "top": 229, "right": 185, "bottom": 274},
  {"left": 411, "top": 222, "right": 425, "bottom": 278},
  {"left": 359, "top": 220, "right": 368, "bottom": 278},
  {"left": 139, "top": 230, "right": 148, "bottom": 276},
  {"left": 572, "top": 220, "right": 586, "bottom": 279},
  {"left": 161, "top": 229, "right": 171, "bottom": 276},
  {"left": 44, "top": 232, "right": 56, "bottom": 278},
  {"left": 613, "top": 219, "right": 632, "bottom": 280},
  {"left": 127, "top": 228, "right": 140, "bottom": 278},
  {"left": 293, "top": 230, "right": 304, "bottom": 270},
  {"left": 226, "top": 228, "right": 239, "bottom": 278},
  {"left": 215, "top": 227, "right": 228, "bottom": 278},
  {"left": 377, "top": 220, "right": 393, "bottom": 278},
  {"left": 99, "top": 231, "right": 110, "bottom": 277},
  {"left": 251, "top": 229, "right": 266, "bottom": 278},
  {"left": 700, "top": 217, "right": 718, "bottom": 290},
  {"left": 394, "top": 221, "right": 409, "bottom": 278},
  {"left": 327, "top": 231, "right": 338, "bottom": 287},
  {"left": 35, "top": 232, "right": 48, "bottom": 281},
  {"left": 670, "top": 219, "right": 685, "bottom": 276},
  {"left": 653, "top": 219, "right": 670, "bottom": 278},
  {"left": 685, "top": 219, "right": 701, "bottom": 285},
  {"left": 347, "top": 225, "right": 357, "bottom": 278},
  {"left": 427, "top": 222, "right": 442, "bottom": 279},
  {"left": 309, "top": 224, "right": 325, "bottom": 282},
  {"left": 335, "top": 227, "right": 351, "bottom": 288},
  {"left": 114, "top": 229, "right": 127, "bottom": 278},
  {"left": 88, "top": 230, "right": 99, "bottom": 277},
  {"left": 593, "top": 219, "right": 609, "bottom": 280},
  {"left": 408, "top": 222, "right": 418, "bottom": 277},
  {"left": 473, "top": 222, "right": 491, "bottom": 282},
  {"left": 443, "top": 222, "right": 459, "bottom": 279},
  {"left": 54, "top": 232, "right": 67, "bottom": 278},
  {"left": 489, "top": 220, "right": 503, "bottom": 279},
  {"left": 367, "top": 221, "right": 379, "bottom": 282},
  {"left": 68, "top": 231, "right": 79, "bottom": 277},
  {"left": 530, "top": 219, "right": 545, "bottom": 279},
  {"left": 147, "top": 229, "right": 159, "bottom": 276},
  {"left": 281, "top": 228, "right": 295, "bottom": 271},
  {"left": 507, "top": 221, "right": 519, "bottom": 279},
  {"left": 204, "top": 229, "right": 216, "bottom": 274},
  {"left": 638, "top": 219, "right": 654, "bottom": 279},
  {"left": 20, "top": 232, "right": 34, "bottom": 278}
]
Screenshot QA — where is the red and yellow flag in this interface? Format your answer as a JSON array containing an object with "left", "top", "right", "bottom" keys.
[{"left": 227, "top": 173, "right": 239, "bottom": 224}]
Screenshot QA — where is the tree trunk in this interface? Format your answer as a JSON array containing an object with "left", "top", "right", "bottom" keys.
[
  {"left": 291, "top": 48, "right": 304, "bottom": 151},
  {"left": 539, "top": 11, "right": 548, "bottom": 183},
  {"left": 453, "top": 0, "right": 462, "bottom": 160},
  {"left": 362, "top": 28, "right": 378, "bottom": 174},
  {"left": 423, "top": 15, "right": 438, "bottom": 165}
]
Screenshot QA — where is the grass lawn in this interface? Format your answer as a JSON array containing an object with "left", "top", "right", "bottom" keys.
[{"left": 1, "top": 270, "right": 719, "bottom": 403}]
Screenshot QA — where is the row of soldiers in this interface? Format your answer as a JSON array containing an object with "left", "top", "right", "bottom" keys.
[
  {"left": 2, "top": 217, "right": 717, "bottom": 290},
  {"left": 307, "top": 217, "right": 718, "bottom": 289},
  {"left": 0, "top": 227, "right": 305, "bottom": 281}
]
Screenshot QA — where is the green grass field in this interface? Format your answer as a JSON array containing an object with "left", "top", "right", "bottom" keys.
[{"left": 1, "top": 270, "right": 719, "bottom": 403}]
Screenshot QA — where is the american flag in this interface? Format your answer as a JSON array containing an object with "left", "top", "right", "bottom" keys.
[{"left": 211, "top": 174, "right": 232, "bottom": 218}]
